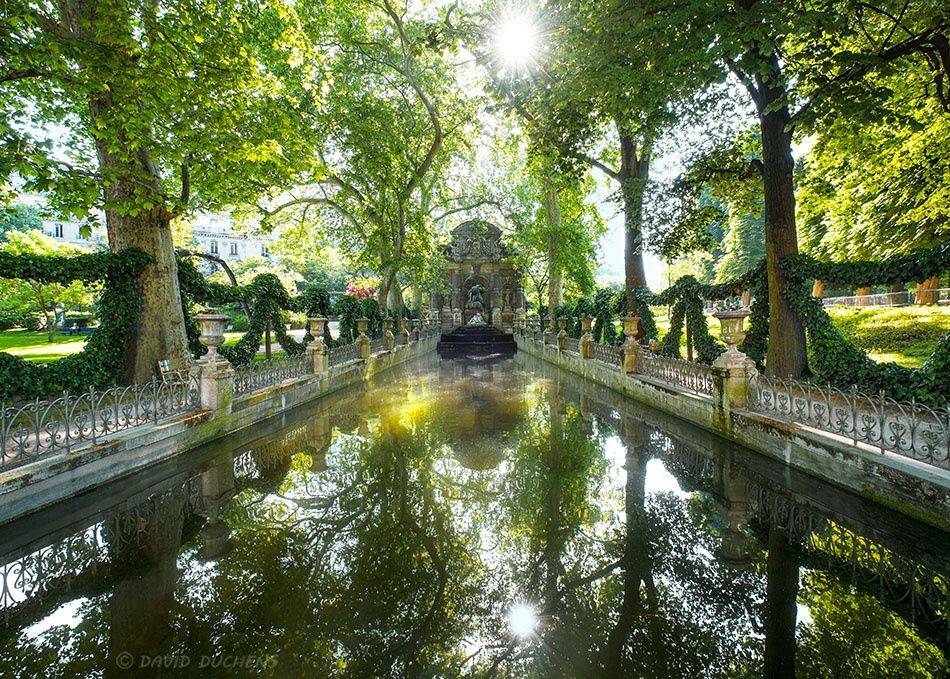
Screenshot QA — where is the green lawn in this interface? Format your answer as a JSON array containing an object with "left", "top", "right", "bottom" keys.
[
  {"left": 825, "top": 305, "right": 950, "bottom": 369},
  {"left": 0, "top": 330, "right": 88, "bottom": 363}
]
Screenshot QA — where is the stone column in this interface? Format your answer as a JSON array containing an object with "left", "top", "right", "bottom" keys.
[
  {"left": 542, "top": 317, "right": 554, "bottom": 346},
  {"left": 357, "top": 317, "right": 370, "bottom": 359},
  {"left": 397, "top": 316, "right": 410, "bottom": 346},
  {"left": 195, "top": 312, "right": 234, "bottom": 414},
  {"left": 622, "top": 314, "right": 641, "bottom": 374},
  {"left": 580, "top": 315, "right": 594, "bottom": 359},
  {"left": 453, "top": 307, "right": 462, "bottom": 328},
  {"left": 514, "top": 308, "right": 525, "bottom": 336},
  {"left": 712, "top": 308, "right": 756, "bottom": 415},
  {"left": 492, "top": 306, "right": 502, "bottom": 328},
  {"left": 557, "top": 315, "right": 568, "bottom": 351},
  {"left": 383, "top": 316, "right": 395, "bottom": 352},
  {"left": 306, "top": 316, "right": 328, "bottom": 374}
]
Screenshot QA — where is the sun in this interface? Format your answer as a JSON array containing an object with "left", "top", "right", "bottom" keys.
[
  {"left": 491, "top": 9, "right": 542, "bottom": 76},
  {"left": 507, "top": 602, "right": 539, "bottom": 638}
]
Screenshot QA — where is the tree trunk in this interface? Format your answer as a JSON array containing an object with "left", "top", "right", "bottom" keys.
[
  {"left": 543, "top": 181, "right": 563, "bottom": 319},
  {"left": 754, "top": 58, "right": 808, "bottom": 378},
  {"left": 811, "top": 280, "right": 824, "bottom": 298},
  {"left": 915, "top": 276, "right": 940, "bottom": 305},
  {"left": 764, "top": 526, "right": 799, "bottom": 679},
  {"left": 618, "top": 128, "right": 650, "bottom": 313},
  {"left": 411, "top": 288, "right": 422, "bottom": 313},
  {"left": 69, "top": 0, "right": 189, "bottom": 384}
]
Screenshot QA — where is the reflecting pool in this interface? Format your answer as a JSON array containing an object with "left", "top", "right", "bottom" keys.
[{"left": 0, "top": 355, "right": 947, "bottom": 677}]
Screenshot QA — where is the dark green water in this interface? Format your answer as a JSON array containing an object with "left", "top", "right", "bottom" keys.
[{"left": 0, "top": 355, "right": 946, "bottom": 677}]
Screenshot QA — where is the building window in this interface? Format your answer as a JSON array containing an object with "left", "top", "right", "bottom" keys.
[
  {"left": 210, "top": 240, "right": 218, "bottom": 255},
  {"left": 229, "top": 242, "right": 238, "bottom": 256},
  {"left": 261, "top": 244, "right": 269, "bottom": 257},
  {"left": 54, "top": 224, "right": 63, "bottom": 238}
]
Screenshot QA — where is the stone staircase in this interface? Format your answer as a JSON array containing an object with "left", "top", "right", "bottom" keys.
[{"left": 437, "top": 325, "right": 517, "bottom": 358}]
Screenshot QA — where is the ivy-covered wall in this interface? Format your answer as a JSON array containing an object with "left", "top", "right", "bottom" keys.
[{"left": 0, "top": 248, "right": 151, "bottom": 399}]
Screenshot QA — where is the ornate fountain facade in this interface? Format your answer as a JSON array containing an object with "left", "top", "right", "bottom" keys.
[{"left": 430, "top": 220, "right": 525, "bottom": 329}]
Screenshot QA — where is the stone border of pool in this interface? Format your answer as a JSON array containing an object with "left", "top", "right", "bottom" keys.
[
  {"left": 516, "top": 334, "right": 950, "bottom": 531},
  {"left": 0, "top": 334, "right": 440, "bottom": 524}
]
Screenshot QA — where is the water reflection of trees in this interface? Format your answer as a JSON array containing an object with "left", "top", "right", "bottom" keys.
[{"left": 0, "top": 359, "right": 946, "bottom": 677}]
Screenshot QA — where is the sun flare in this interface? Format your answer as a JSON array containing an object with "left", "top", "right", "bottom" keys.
[
  {"left": 492, "top": 9, "right": 542, "bottom": 76},
  {"left": 507, "top": 602, "right": 539, "bottom": 638}
]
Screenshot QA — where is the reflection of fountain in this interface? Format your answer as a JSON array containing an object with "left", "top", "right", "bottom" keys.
[{"left": 715, "top": 457, "right": 753, "bottom": 568}]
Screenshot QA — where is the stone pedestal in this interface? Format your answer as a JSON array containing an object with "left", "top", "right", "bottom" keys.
[
  {"left": 383, "top": 317, "right": 395, "bottom": 352},
  {"left": 195, "top": 312, "right": 234, "bottom": 414},
  {"left": 580, "top": 315, "right": 594, "bottom": 359},
  {"left": 452, "top": 308, "right": 462, "bottom": 328},
  {"left": 712, "top": 308, "right": 756, "bottom": 411},
  {"left": 397, "top": 317, "right": 410, "bottom": 346},
  {"left": 357, "top": 317, "right": 370, "bottom": 359},
  {"left": 622, "top": 314, "right": 641, "bottom": 374},
  {"left": 557, "top": 316, "right": 568, "bottom": 351},
  {"left": 306, "top": 316, "right": 327, "bottom": 374}
]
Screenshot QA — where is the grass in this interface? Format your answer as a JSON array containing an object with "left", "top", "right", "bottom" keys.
[
  {"left": 824, "top": 305, "right": 950, "bottom": 369},
  {"left": 0, "top": 330, "right": 88, "bottom": 363}
]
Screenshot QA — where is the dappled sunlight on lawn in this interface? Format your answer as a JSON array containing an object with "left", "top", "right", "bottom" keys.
[{"left": 0, "top": 331, "right": 87, "bottom": 363}]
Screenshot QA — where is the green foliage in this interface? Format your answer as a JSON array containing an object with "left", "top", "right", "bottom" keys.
[
  {"left": 0, "top": 248, "right": 150, "bottom": 398},
  {"left": 0, "top": 205, "right": 41, "bottom": 240},
  {"left": 177, "top": 256, "right": 339, "bottom": 366},
  {"left": 782, "top": 244, "right": 950, "bottom": 402}
]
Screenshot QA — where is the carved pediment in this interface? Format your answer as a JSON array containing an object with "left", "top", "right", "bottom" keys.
[{"left": 448, "top": 220, "right": 503, "bottom": 261}]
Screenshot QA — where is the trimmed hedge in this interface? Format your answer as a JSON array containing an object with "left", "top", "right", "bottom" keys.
[{"left": 0, "top": 249, "right": 152, "bottom": 399}]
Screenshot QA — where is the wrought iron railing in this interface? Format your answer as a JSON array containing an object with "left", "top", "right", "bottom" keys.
[
  {"left": 747, "top": 375, "right": 949, "bottom": 469},
  {"left": 562, "top": 337, "right": 580, "bottom": 354},
  {"left": 639, "top": 351, "right": 715, "bottom": 396},
  {"left": 328, "top": 341, "right": 361, "bottom": 366},
  {"left": 370, "top": 337, "right": 388, "bottom": 354},
  {"left": 233, "top": 353, "right": 311, "bottom": 396},
  {"left": 0, "top": 376, "right": 200, "bottom": 470},
  {"left": 589, "top": 342, "right": 623, "bottom": 367}
]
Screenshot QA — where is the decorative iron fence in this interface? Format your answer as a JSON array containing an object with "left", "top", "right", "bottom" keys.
[
  {"left": 233, "top": 354, "right": 311, "bottom": 396},
  {"left": 562, "top": 337, "right": 580, "bottom": 354},
  {"left": 747, "top": 375, "right": 949, "bottom": 469},
  {"left": 589, "top": 342, "right": 623, "bottom": 367},
  {"left": 370, "top": 337, "right": 388, "bottom": 354},
  {"left": 0, "top": 376, "right": 200, "bottom": 470},
  {"left": 328, "top": 341, "right": 361, "bottom": 367},
  {"left": 640, "top": 351, "right": 715, "bottom": 396}
]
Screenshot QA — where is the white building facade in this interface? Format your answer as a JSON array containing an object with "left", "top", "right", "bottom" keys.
[{"left": 40, "top": 212, "right": 273, "bottom": 274}]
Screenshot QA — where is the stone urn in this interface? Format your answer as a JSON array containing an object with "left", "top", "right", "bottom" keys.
[
  {"left": 308, "top": 316, "right": 327, "bottom": 341},
  {"left": 356, "top": 317, "right": 369, "bottom": 337},
  {"left": 195, "top": 311, "right": 229, "bottom": 361},
  {"left": 713, "top": 308, "right": 751, "bottom": 353},
  {"left": 622, "top": 314, "right": 640, "bottom": 341}
]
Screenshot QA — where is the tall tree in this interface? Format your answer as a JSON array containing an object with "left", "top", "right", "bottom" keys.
[
  {"left": 1, "top": 0, "right": 322, "bottom": 380},
  {"left": 621, "top": 0, "right": 947, "bottom": 376},
  {"left": 260, "top": 0, "right": 473, "bottom": 311}
]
